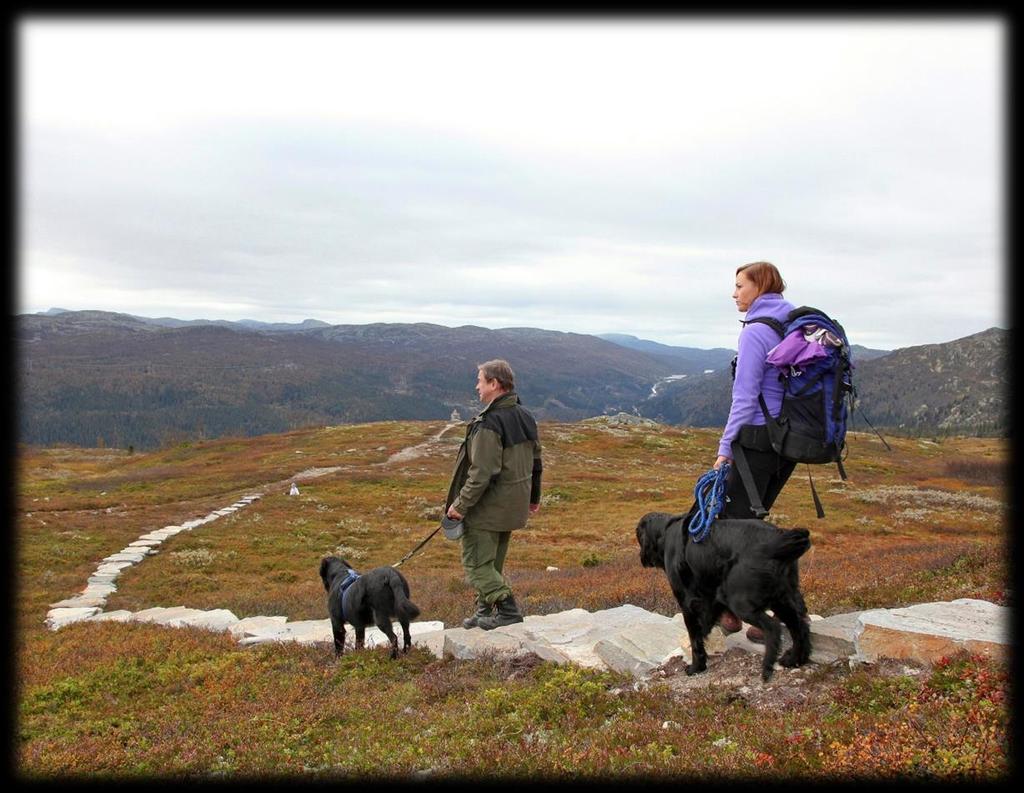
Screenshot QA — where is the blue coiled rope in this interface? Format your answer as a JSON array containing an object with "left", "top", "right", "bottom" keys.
[{"left": 689, "top": 463, "right": 731, "bottom": 543}]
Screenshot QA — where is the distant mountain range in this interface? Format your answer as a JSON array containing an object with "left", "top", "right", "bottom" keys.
[{"left": 16, "top": 309, "right": 1006, "bottom": 449}]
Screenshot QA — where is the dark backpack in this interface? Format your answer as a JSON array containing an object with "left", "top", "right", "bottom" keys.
[{"left": 731, "top": 306, "right": 855, "bottom": 518}]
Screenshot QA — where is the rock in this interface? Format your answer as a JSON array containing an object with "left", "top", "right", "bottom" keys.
[
  {"left": 583, "top": 412, "right": 660, "bottom": 427},
  {"left": 102, "top": 552, "right": 146, "bottom": 563},
  {"left": 279, "top": 620, "right": 334, "bottom": 645},
  {"left": 89, "top": 610, "right": 133, "bottom": 623},
  {"left": 594, "top": 624, "right": 687, "bottom": 677},
  {"left": 443, "top": 627, "right": 527, "bottom": 660},
  {"left": 810, "top": 611, "right": 863, "bottom": 664},
  {"left": 128, "top": 539, "right": 162, "bottom": 548},
  {"left": 49, "top": 596, "right": 107, "bottom": 609},
  {"left": 132, "top": 606, "right": 200, "bottom": 625},
  {"left": 545, "top": 566, "right": 559, "bottom": 572},
  {"left": 82, "top": 583, "right": 116, "bottom": 596},
  {"left": 229, "top": 616, "right": 289, "bottom": 641},
  {"left": 854, "top": 598, "right": 1009, "bottom": 664},
  {"left": 374, "top": 621, "right": 446, "bottom": 651},
  {"left": 240, "top": 619, "right": 445, "bottom": 649},
  {"left": 170, "top": 609, "right": 239, "bottom": 632},
  {"left": 95, "top": 562, "right": 132, "bottom": 574},
  {"left": 47, "top": 607, "right": 100, "bottom": 630},
  {"left": 412, "top": 629, "right": 447, "bottom": 659},
  {"left": 444, "top": 605, "right": 680, "bottom": 671}
]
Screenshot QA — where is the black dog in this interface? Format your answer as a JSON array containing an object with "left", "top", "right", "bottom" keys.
[
  {"left": 636, "top": 511, "right": 811, "bottom": 682},
  {"left": 319, "top": 556, "right": 421, "bottom": 659}
]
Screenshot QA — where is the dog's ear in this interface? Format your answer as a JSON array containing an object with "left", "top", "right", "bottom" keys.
[
  {"left": 635, "top": 514, "right": 663, "bottom": 568},
  {"left": 319, "top": 557, "right": 332, "bottom": 590}
]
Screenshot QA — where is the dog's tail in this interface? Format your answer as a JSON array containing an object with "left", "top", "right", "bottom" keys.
[
  {"left": 390, "top": 577, "right": 421, "bottom": 621},
  {"left": 767, "top": 528, "right": 811, "bottom": 562}
]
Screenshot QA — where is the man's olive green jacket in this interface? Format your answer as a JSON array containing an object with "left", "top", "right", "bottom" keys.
[{"left": 445, "top": 391, "right": 542, "bottom": 533}]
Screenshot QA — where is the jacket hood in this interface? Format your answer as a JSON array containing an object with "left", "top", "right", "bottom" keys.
[{"left": 745, "top": 292, "right": 794, "bottom": 324}]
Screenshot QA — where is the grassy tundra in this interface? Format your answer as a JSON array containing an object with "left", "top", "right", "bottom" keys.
[{"left": 16, "top": 420, "right": 1009, "bottom": 779}]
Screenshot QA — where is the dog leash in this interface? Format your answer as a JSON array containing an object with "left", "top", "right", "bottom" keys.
[
  {"left": 391, "top": 523, "right": 443, "bottom": 568},
  {"left": 689, "top": 463, "right": 731, "bottom": 543}
]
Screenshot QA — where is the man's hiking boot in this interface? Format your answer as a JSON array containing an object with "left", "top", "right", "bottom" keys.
[
  {"left": 718, "top": 610, "right": 742, "bottom": 634},
  {"left": 462, "top": 597, "right": 494, "bottom": 629},
  {"left": 476, "top": 594, "right": 524, "bottom": 631}
]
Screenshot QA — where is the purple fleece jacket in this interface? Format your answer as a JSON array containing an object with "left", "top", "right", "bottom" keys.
[{"left": 718, "top": 292, "right": 796, "bottom": 460}]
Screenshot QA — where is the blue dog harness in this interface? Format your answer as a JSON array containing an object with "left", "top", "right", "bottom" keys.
[
  {"left": 688, "top": 463, "right": 731, "bottom": 543},
  {"left": 337, "top": 568, "right": 361, "bottom": 623}
]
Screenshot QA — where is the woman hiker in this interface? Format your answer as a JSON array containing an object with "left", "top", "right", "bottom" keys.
[{"left": 706, "top": 261, "right": 806, "bottom": 643}]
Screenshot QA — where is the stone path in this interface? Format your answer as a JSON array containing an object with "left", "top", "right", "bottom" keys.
[
  {"left": 43, "top": 427, "right": 1009, "bottom": 678},
  {"left": 46, "top": 493, "right": 265, "bottom": 624},
  {"left": 44, "top": 430, "right": 462, "bottom": 648},
  {"left": 436, "top": 599, "right": 1009, "bottom": 678}
]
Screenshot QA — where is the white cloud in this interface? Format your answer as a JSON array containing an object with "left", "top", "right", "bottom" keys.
[{"left": 19, "top": 18, "right": 1004, "bottom": 350}]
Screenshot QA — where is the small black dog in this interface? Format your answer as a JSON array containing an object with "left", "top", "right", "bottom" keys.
[
  {"left": 636, "top": 511, "right": 811, "bottom": 682},
  {"left": 319, "top": 556, "right": 421, "bottom": 659}
]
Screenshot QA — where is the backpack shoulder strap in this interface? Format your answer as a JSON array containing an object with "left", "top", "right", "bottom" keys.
[{"left": 740, "top": 316, "right": 785, "bottom": 338}]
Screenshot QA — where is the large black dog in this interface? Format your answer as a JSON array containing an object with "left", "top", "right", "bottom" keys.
[
  {"left": 636, "top": 512, "right": 811, "bottom": 682},
  {"left": 319, "top": 556, "right": 421, "bottom": 659}
]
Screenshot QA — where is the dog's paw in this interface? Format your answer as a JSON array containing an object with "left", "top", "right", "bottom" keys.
[
  {"left": 684, "top": 662, "right": 707, "bottom": 676},
  {"left": 778, "top": 648, "right": 798, "bottom": 667},
  {"left": 761, "top": 665, "right": 775, "bottom": 683}
]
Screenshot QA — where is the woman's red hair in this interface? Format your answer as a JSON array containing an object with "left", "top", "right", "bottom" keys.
[{"left": 736, "top": 261, "right": 786, "bottom": 295}]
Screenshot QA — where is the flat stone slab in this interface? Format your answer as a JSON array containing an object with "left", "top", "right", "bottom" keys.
[
  {"left": 444, "top": 627, "right": 531, "bottom": 661},
  {"left": 132, "top": 606, "right": 201, "bottom": 625},
  {"left": 96, "top": 560, "right": 133, "bottom": 569},
  {"left": 49, "top": 595, "right": 108, "bottom": 609},
  {"left": 82, "top": 585, "right": 116, "bottom": 597},
  {"left": 89, "top": 610, "right": 133, "bottom": 623},
  {"left": 47, "top": 607, "right": 101, "bottom": 629},
  {"left": 229, "top": 616, "right": 289, "bottom": 640},
  {"left": 239, "top": 619, "right": 446, "bottom": 649},
  {"left": 854, "top": 598, "right": 1009, "bottom": 664},
  {"left": 167, "top": 609, "right": 239, "bottom": 632},
  {"left": 413, "top": 629, "right": 447, "bottom": 659},
  {"left": 128, "top": 539, "right": 162, "bottom": 547},
  {"left": 810, "top": 611, "right": 863, "bottom": 664},
  {"left": 443, "top": 605, "right": 691, "bottom": 673},
  {"left": 102, "top": 553, "right": 146, "bottom": 563},
  {"left": 595, "top": 615, "right": 730, "bottom": 677}
]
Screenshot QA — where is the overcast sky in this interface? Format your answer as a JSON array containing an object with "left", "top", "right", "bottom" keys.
[{"left": 19, "top": 18, "right": 1004, "bottom": 351}]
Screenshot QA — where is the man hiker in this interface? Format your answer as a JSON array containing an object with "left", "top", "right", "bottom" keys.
[{"left": 445, "top": 359, "right": 542, "bottom": 630}]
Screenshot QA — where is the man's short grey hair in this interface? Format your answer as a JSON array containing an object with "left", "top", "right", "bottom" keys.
[{"left": 478, "top": 359, "right": 515, "bottom": 391}]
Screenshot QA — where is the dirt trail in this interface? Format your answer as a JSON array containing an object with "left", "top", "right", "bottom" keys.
[{"left": 383, "top": 420, "right": 463, "bottom": 465}]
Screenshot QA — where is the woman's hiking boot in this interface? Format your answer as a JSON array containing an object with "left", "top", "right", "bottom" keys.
[
  {"left": 462, "top": 597, "right": 494, "bottom": 629},
  {"left": 476, "top": 594, "right": 524, "bottom": 630}
]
